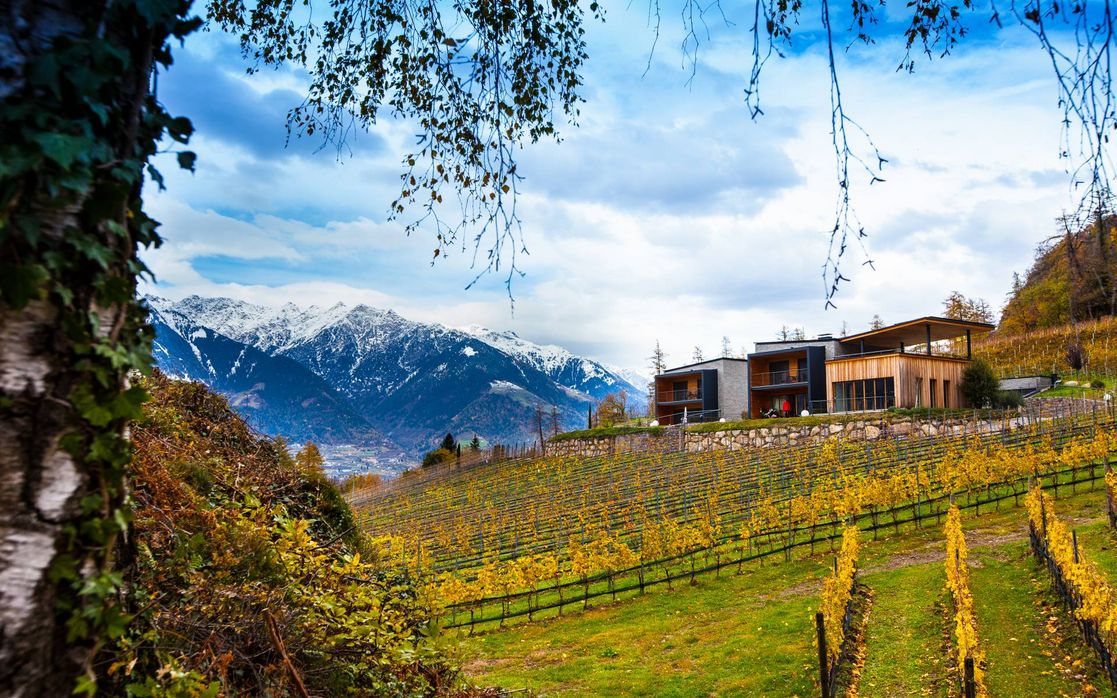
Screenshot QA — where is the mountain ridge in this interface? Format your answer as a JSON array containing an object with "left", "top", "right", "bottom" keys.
[{"left": 144, "top": 295, "right": 646, "bottom": 466}]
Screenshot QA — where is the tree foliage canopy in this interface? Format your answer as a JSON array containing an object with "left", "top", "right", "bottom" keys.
[
  {"left": 595, "top": 390, "right": 629, "bottom": 427},
  {"left": 960, "top": 358, "right": 1000, "bottom": 407},
  {"left": 207, "top": 0, "right": 600, "bottom": 294},
  {"left": 942, "top": 291, "right": 993, "bottom": 324},
  {"left": 202, "top": 0, "right": 1117, "bottom": 304},
  {"left": 1000, "top": 210, "right": 1117, "bottom": 334}
]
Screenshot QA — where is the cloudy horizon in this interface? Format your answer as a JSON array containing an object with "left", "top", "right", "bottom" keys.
[{"left": 142, "top": 3, "right": 1077, "bottom": 372}]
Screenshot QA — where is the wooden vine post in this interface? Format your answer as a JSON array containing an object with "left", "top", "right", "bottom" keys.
[
  {"left": 815, "top": 611, "right": 831, "bottom": 698},
  {"left": 963, "top": 655, "right": 976, "bottom": 698}
]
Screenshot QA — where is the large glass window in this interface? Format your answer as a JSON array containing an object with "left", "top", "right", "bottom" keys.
[
  {"left": 832, "top": 377, "right": 895, "bottom": 412},
  {"left": 796, "top": 357, "right": 808, "bottom": 382},
  {"left": 770, "top": 360, "right": 790, "bottom": 385},
  {"left": 672, "top": 380, "right": 688, "bottom": 401}
]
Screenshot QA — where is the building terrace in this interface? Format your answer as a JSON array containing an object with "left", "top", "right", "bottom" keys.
[{"left": 747, "top": 317, "right": 995, "bottom": 417}]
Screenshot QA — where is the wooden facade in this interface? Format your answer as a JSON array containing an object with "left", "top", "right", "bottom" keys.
[
  {"left": 653, "top": 371, "right": 704, "bottom": 424},
  {"left": 824, "top": 353, "right": 971, "bottom": 411}
]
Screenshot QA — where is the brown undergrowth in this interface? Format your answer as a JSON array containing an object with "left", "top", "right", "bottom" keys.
[{"left": 101, "top": 371, "right": 502, "bottom": 697}]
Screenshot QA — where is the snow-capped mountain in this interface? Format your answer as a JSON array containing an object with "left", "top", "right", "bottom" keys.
[
  {"left": 144, "top": 295, "right": 646, "bottom": 459},
  {"left": 458, "top": 325, "right": 646, "bottom": 402},
  {"left": 148, "top": 301, "right": 404, "bottom": 457}
]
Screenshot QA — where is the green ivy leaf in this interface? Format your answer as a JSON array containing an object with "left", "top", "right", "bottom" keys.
[
  {"left": 176, "top": 150, "right": 196, "bottom": 172},
  {"left": 71, "top": 237, "right": 113, "bottom": 269},
  {"left": 72, "top": 674, "right": 96, "bottom": 697},
  {"left": 0, "top": 263, "right": 49, "bottom": 309},
  {"left": 30, "top": 132, "right": 92, "bottom": 168},
  {"left": 132, "top": 0, "right": 181, "bottom": 24},
  {"left": 146, "top": 164, "right": 165, "bottom": 191},
  {"left": 166, "top": 116, "right": 194, "bottom": 144}
]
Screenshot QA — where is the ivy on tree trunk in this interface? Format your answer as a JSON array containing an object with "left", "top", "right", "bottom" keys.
[{"left": 0, "top": 1, "right": 198, "bottom": 694}]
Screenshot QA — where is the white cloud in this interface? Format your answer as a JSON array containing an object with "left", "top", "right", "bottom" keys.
[{"left": 144, "top": 14, "right": 1084, "bottom": 373}]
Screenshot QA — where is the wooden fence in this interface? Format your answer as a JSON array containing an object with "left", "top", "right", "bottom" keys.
[
  {"left": 1030, "top": 495, "right": 1117, "bottom": 688},
  {"left": 439, "top": 461, "right": 1106, "bottom": 631}
]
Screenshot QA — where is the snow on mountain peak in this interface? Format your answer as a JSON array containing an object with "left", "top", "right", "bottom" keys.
[{"left": 145, "top": 295, "right": 647, "bottom": 400}]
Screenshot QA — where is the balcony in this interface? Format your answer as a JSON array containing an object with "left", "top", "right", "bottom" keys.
[
  {"left": 750, "top": 369, "right": 809, "bottom": 388},
  {"left": 660, "top": 408, "right": 720, "bottom": 424},
  {"left": 657, "top": 388, "right": 703, "bottom": 404}
]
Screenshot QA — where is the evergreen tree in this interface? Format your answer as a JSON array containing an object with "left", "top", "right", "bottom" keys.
[
  {"left": 440, "top": 432, "right": 457, "bottom": 452},
  {"left": 648, "top": 340, "right": 668, "bottom": 374},
  {"left": 869, "top": 314, "right": 886, "bottom": 330},
  {"left": 961, "top": 358, "right": 1000, "bottom": 407}
]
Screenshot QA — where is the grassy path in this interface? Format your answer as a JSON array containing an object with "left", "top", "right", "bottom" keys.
[
  {"left": 858, "top": 559, "right": 949, "bottom": 698},
  {"left": 460, "top": 558, "right": 823, "bottom": 696},
  {"left": 459, "top": 490, "right": 1113, "bottom": 697},
  {"left": 969, "top": 542, "right": 1092, "bottom": 697}
]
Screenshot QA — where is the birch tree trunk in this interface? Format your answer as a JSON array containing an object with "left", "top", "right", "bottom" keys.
[
  {"left": 0, "top": 1, "right": 175, "bottom": 693},
  {"left": 0, "top": 299, "right": 89, "bottom": 696}
]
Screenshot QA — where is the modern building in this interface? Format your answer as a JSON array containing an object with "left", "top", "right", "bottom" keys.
[
  {"left": 652, "top": 358, "right": 749, "bottom": 425},
  {"left": 746, "top": 317, "right": 995, "bottom": 417}
]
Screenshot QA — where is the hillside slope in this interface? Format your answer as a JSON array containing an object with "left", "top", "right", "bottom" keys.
[
  {"left": 1000, "top": 214, "right": 1117, "bottom": 334},
  {"left": 105, "top": 372, "right": 495, "bottom": 696},
  {"left": 976, "top": 315, "right": 1117, "bottom": 377}
]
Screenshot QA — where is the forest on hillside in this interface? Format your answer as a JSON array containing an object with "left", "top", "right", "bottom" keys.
[{"left": 1000, "top": 208, "right": 1117, "bottom": 335}]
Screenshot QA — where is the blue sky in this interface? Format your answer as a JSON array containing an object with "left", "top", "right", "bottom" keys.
[{"left": 143, "top": 2, "right": 1080, "bottom": 371}]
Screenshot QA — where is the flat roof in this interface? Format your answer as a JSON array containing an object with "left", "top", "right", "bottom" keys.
[
  {"left": 656, "top": 357, "right": 747, "bottom": 377},
  {"left": 747, "top": 346, "right": 820, "bottom": 359},
  {"left": 754, "top": 337, "right": 841, "bottom": 345},
  {"left": 840, "top": 316, "right": 995, "bottom": 346}
]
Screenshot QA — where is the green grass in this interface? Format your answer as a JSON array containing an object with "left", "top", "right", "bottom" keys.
[
  {"left": 458, "top": 489, "right": 1117, "bottom": 697},
  {"left": 458, "top": 556, "right": 824, "bottom": 697},
  {"left": 549, "top": 425, "right": 664, "bottom": 442},
  {"left": 969, "top": 542, "right": 1100, "bottom": 697},
  {"left": 1042, "top": 374, "right": 1112, "bottom": 398},
  {"left": 683, "top": 407, "right": 1015, "bottom": 434},
  {"left": 859, "top": 560, "right": 949, "bottom": 698}
]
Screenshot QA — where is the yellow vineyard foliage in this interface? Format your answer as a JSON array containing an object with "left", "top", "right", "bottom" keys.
[
  {"left": 820, "top": 526, "right": 860, "bottom": 665},
  {"left": 423, "top": 426, "right": 1117, "bottom": 608},
  {"left": 944, "top": 505, "right": 988, "bottom": 697},
  {"left": 1027, "top": 487, "right": 1117, "bottom": 657}
]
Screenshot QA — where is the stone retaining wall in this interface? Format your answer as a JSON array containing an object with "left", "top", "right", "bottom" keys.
[
  {"left": 681, "top": 416, "right": 1006, "bottom": 453},
  {"left": 544, "top": 428, "right": 681, "bottom": 458},
  {"left": 546, "top": 415, "right": 1022, "bottom": 458}
]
